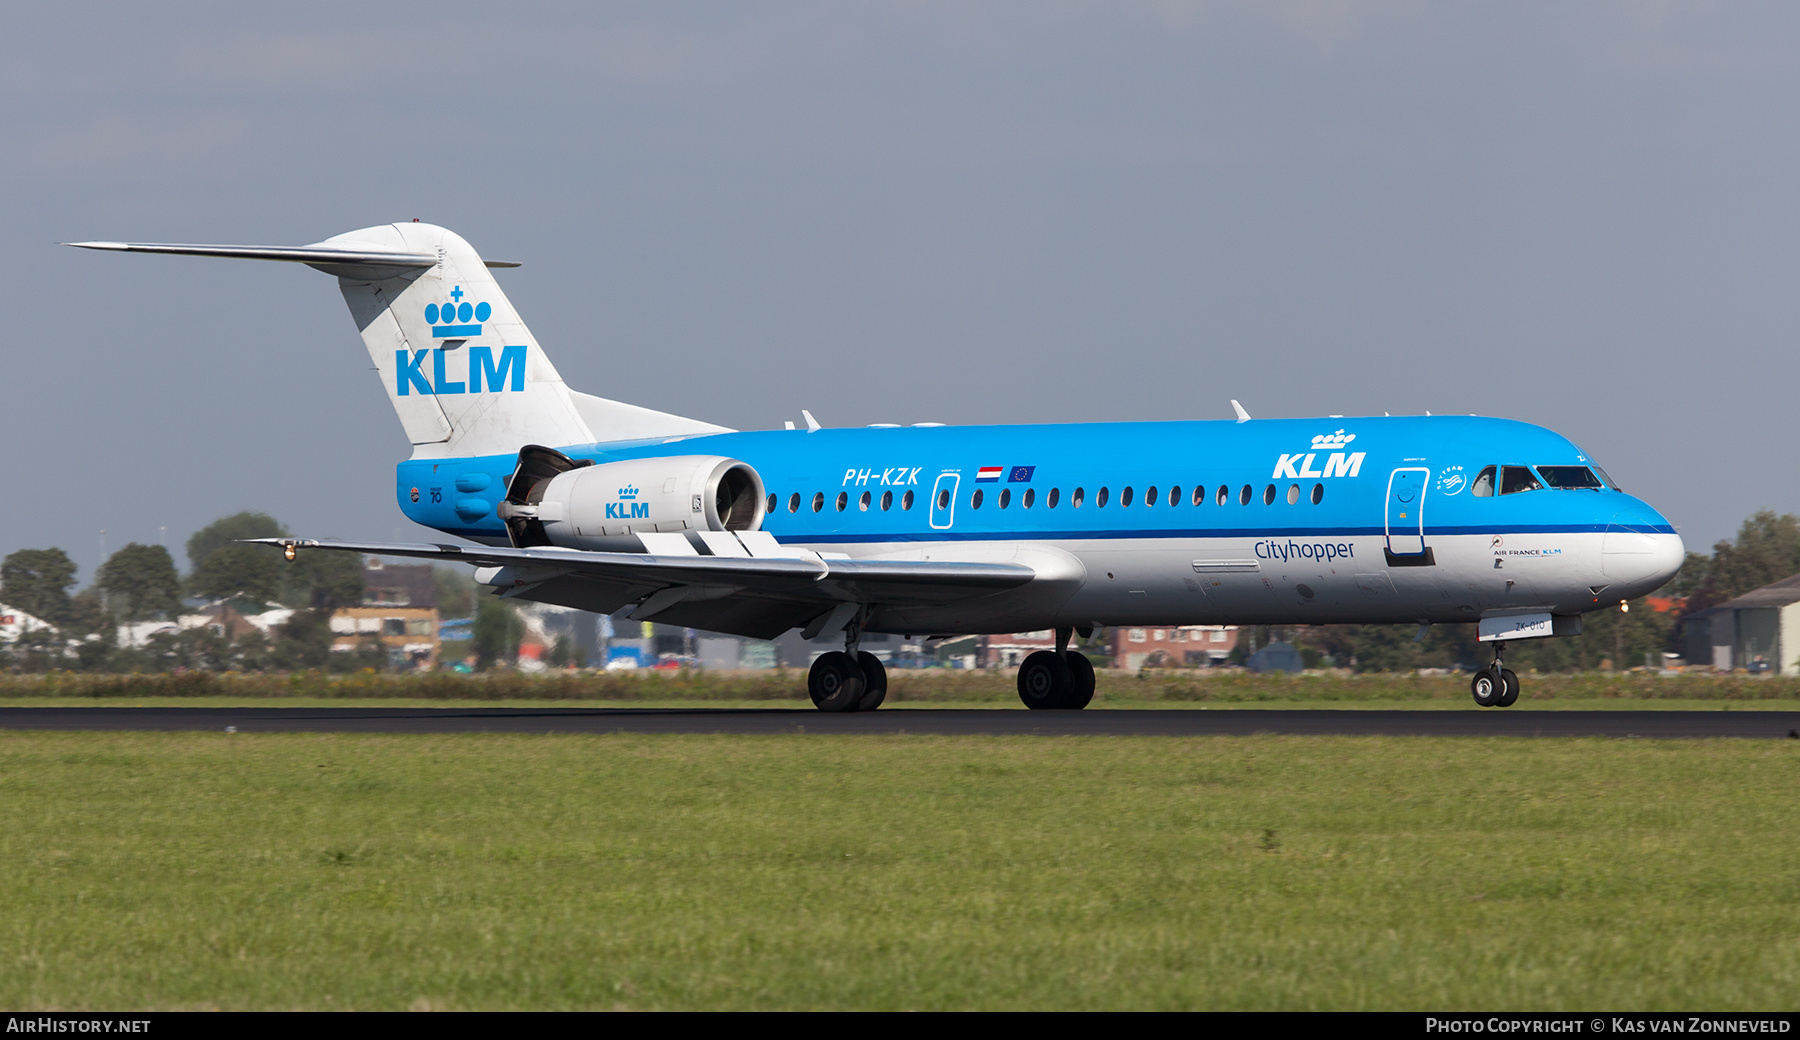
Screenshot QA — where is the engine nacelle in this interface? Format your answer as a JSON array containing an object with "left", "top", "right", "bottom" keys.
[{"left": 499, "top": 451, "right": 765, "bottom": 549}]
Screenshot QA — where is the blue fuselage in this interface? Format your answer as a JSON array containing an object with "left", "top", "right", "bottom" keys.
[{"left": 394, "top": 414, "right": 1682, "bottom": 631}]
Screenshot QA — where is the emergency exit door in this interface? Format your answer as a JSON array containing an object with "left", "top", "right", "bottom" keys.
[{"left": 929, "top": 471, "right": 960, "bottom": 530}]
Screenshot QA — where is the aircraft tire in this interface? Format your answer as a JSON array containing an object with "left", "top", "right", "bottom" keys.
[
  {"left": 1496, "top": 668, "right": 1520, "bottom": 708},
  {"left": 1064, "top": 651, "right": 1096, "bottom": 710},
  {"left": 854, "top": 651, "right": 888, "bottom": 712},
  {"left": 1018, "top": 650, "right": 1075, "bottom": 709},
  {"left": 809, "top": 651, "right": 866, "bottom": 712},
  {"left": 1470, "top": 668, "right": 1502, "bottom": 708}
]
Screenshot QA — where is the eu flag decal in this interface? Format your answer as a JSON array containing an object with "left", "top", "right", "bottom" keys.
[{"left": 1008, "top": 466, "right": 1035, "bottom": 483}]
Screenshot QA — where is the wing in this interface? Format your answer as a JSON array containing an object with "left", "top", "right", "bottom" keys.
[{"left": 249, "top": 531, "right": 1036, "bottom": 640}]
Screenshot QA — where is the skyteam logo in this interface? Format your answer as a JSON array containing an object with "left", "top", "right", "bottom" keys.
[
  {"left": 1437, "top": 464, "right": 1467, "bottom": 496},
  {"left": 424, "top": 286, "right": 492, "bottom": 338},
  {"left": 606, "top": 485, "right": 651, "bottom": 520},
  {"left": 1273, "top": 429, "right": 1365, "bottom": 480}
]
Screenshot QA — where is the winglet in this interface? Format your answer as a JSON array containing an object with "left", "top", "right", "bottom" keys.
[
  {"left": 801, "top": 410, "right": 822, "bottom": 432},
  {"left": 1230, "top": 400, "right": 1251, "bottom": 423}
]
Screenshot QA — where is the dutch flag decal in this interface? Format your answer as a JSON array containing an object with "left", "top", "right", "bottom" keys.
[{"left": 976, "top": 466, "right": 1005, "bottom": 483}]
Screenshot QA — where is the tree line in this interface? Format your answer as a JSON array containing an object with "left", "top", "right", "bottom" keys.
[{"left": 1, "top": 512, "right": 375, "bottom": 672}]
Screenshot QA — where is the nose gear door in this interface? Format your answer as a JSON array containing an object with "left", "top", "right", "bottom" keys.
[{"left": 1385, "top": 467, "right": 1432, "bottom": 563}]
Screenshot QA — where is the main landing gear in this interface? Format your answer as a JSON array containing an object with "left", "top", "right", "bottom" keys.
[
  {"left": 1017, "top": 627, "right": 1097, "bottom": 710},
  {"left": 808, "top": 650, "right": 888, "bottom": 712},
  {"left": 807, "top": 610, "right": 888, "bottom": 713},
  {"left": 1471, "top": 644, "right": 1520, "bottom": 708}
]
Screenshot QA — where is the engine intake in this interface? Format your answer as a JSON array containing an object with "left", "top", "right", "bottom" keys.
[{"left": 498, "top": 446, "right": 765, "bottom": 549}]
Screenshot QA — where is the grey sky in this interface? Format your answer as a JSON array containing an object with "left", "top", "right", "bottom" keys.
[{"left": 5, "top": 2, "right": 1796, "bottom": 581}]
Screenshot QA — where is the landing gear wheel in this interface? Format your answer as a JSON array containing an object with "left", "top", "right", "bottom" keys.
[
  {"left": 1018, "top": 650, "right": 1075, "bottom": 709},
  {"left": 1495, "top": 668, "right": 1520, "bottom": 708},
  {"left": 1064, "top": 651, "right": 1096, "bottom": 710},
  {"left": 1471, "top": 668, "right": 1502, "bottom": 708},
  {"left": 809, "top": 651, "right": 866, "bottom": 712},
  {"left": 855, "top": 651, "right": 888, "bottom": 712}
]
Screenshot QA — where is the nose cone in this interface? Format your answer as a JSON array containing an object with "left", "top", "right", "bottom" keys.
[{"left": 1602, "top": 499, "right": 1684, "bottom": 597}]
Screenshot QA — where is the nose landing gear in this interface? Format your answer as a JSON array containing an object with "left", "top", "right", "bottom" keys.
[
  {"left": 1017, "top": 626, "right": 1097, "bottom": 710},
  {"left": 1470, "top": 645, "right": 1520, "bottom": 708}
]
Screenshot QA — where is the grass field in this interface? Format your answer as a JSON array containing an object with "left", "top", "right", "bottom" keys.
[{"left": 3, "top": 732, "right": 1796, "bottom": 1010}]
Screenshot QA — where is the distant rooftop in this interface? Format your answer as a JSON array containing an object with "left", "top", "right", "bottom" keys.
[{"left": 1720, "top": 573, "right": 1800, "bottom": 610}]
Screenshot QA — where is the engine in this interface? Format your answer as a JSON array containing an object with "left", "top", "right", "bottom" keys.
[{"left": 497, "top": 446, "right": 765, "bottom": 549}]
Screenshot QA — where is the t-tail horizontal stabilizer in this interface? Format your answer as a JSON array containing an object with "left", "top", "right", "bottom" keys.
[{"left": 65, "top": 224, "right": 727, "bottom": 457}]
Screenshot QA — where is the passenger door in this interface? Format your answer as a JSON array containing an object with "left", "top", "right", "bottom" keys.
[{"left": 1385, "top": 467, "right": 1430, "bottom": 558}]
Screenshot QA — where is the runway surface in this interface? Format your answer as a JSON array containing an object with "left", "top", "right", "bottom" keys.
[{"left": 2, "top": 706, "right": 1798, "bottom": 738}]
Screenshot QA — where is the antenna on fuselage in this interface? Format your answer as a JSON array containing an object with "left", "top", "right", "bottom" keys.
[{"left": 1230, "top": 400, "right": 1251, "bottom": 423}]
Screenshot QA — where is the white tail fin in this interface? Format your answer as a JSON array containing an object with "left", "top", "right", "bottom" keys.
[{"left": 67, "top": 223, "right": 729, "bottom": 458}]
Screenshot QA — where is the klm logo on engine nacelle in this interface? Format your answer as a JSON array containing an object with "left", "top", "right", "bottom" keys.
[
  {"left": 1272, "top": 429, "right": 1366, "bottom": 480},
  {"left": 605, "top": 485, "right": 649, "bottom": 520},
  {"left": 395, "top": 345, "right": 526, "bottom": 396}
]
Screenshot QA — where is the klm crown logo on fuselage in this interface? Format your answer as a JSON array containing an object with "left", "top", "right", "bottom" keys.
[
  {"left": 396, "top": 286, "right": 526, "bottom": 398},
  {"left": 1272, "top": 429, "right": 1366, "bottom": 480},
  {"left": 606, "top": 485, "right": 650, "bottom": 520}
]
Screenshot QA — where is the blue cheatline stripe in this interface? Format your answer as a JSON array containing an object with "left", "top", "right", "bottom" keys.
[
  {"left": 432, "top": 324, "right": 483, "bottom": 338},
  {"left": 776, "top": 522, "right": 1674, "bottom": 544}
]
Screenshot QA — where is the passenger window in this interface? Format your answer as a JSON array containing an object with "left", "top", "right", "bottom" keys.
[
  {"left": 1073, "top": 488, "right": 1085, "bottom": 508},
  {"left": 812, "top": 492, "right": 824, "bottom": 513},
  {"left": 1239, "top": 484, "right": 1252, "bottom": 505},
  {"left": 881, "top": 490, "right": 893, "bottom": 511},
  {"left": 1217, "top": 485, "right": 1228, "bottom": 506},
  {"left": 1098, "top": 487, "right": 1110, "bottom": 508},
  {"left": 902, "top": 490, "right": 914, "bottom": 510},
  {"left": 1144, "top": 486, "right": 1158, "bottom": 506},
  {"left": 1499, "top": 466, "right": 1543, "bottom": 495},
  {"left": 937, "top": 489, "right": 950, "bottom": 509},
  {"left": 1049, "top": 488, "right": 1061, "bottom": 508},
  {"left": 788, "top": 493, "right": 801, "bottom": 513},
  {"left": 971, "top": 489, "right": 984, "bottom": 509},
  {"left": 1192, "top": 486, "right": 1205, "bottom": 506},
  {"left": 1286, "top": 483, "right": 1299, "bottom": 505},
  {"left": 1023, "top": 488, "right": 1036, "bottom": 509},
  {"left": 1169, "top": 486, "right": 1180, "bottom": 507},
  {"left": 1311, "top": 483, "right": 1324, "bottom": 505},
  {"left": 1471, "top": 466, "right": 1496, "bottom": 498},
  {"left": 1121, "top": 486, "right": 1133, "bottom": 507},
  {"left": 836, "top": 492, "right": 849, "bottom": 511},
  {"left": 1538, "top": 465, "right": 1603, "bottom": 490},
  {"left": 767, "top": 493, "right": 777, "bottom": 514},
  {"left": 1262, "top": 484, "right": 1276, "bottom": 505},
  {"left": 999, "top": 488, "right": 1011, "bottom": 509},
  {"left": 859, "top": 491, "right": 871, "bottom": 511}
]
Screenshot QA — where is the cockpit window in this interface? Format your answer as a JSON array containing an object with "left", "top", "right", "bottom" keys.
[
  {"left": 1471, "top": 466, "right": 1496, "bottom": 498},
  {"left": 1538, "top": 465, "right": 1603, "bottom": 490},
  {"left": 1499, "top": 466, "right": 1542, "bottom": 495},
  {"left": 1592, "top": 466, "right": 1621, "bottom": 491}
]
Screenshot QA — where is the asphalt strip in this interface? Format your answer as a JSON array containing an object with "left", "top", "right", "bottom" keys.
[{"left": 2, "top": 706, "right": 1798, "bottom": 738}]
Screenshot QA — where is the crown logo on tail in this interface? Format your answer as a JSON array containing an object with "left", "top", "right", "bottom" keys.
[
  {"left": 618, "top": 485, "right": 640, "bottom": 500},
  {"left": 424, "top": 285, "right": 491, "bottom": 338}
]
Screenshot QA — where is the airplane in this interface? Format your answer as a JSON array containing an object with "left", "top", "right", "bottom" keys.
[{"left": 67, "top": 223, "right": 1685, "bottom": 711}]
